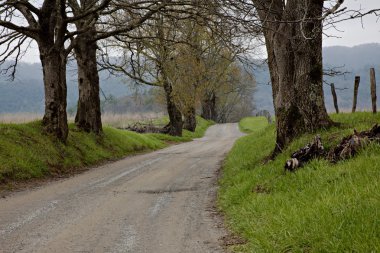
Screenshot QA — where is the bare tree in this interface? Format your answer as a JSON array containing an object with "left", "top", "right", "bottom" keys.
[
  {"left": 99, "top": 0, "right": 254, "bottom": 134},
  {"left": 0, "top": 0, "right": 72, "bottom": 141},
  {"left": 0, "top": 0, "right": 110, "bottom": 141},
  {"left": 213, "top": 63, "right": 256, "bottom": 123},
  {"left": 100, "top": 9, "right": 192, "bottom": 136},
  {"left": 68, "top": 0, "right": 167, "bottom": 134},
  {"left": 69, "top": 0, "right": 104, "bottom": 134}
]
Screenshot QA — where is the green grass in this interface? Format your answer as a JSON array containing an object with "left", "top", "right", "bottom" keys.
[
  {"left": 238, "top": 116, "right": 269, "bottom": 133},
  {"left": 0, "top": 116, "right": 213, "bottom": 184},
  {"left": 219, "top": 112, "right": 380, "bottom": 252}
]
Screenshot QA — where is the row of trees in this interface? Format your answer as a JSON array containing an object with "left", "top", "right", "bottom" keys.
[
  {"left": 100, "top": 6, "right": 255, "bottom": 134},
  {"left": 1, "top": 0, "right": 378, "bottom": 154},
  {"left": 0, "top": 0, "right": 254, "bottom": 141}
]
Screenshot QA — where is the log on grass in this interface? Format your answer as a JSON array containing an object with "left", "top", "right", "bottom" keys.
[
  {"left": 124, "top": 122, "right": 163, "bottom": 134},
  {"left": 284, "top": 135, "right": 325, "bottom": 171},
  {"left": 327, "top": 124, "right": 380, "bottom": 163},
  {"left": 284, "top": 124, "right": 380, "bottom": 171}
]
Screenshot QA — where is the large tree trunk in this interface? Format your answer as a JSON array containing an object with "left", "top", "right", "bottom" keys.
[
  {"left": 257, "top": 0, "right": 333, "bottom": 154},
  {"left": 40, "top": 48, "right": 68, "bottom": 142},
  {"left": 183, "top": 106, "right": 197, "bottom": 132},
  {"left": 201, "top": 91, "right": 217, "bottom": 121},
  {"left": 74, "top": 27, "right": 102, "bottom": 134},
  {"left": 35, "top": 0, "right": 69, "bottom": 142},
  {"left": 163, "top": 81, "right": 183, "bottom": 136}
]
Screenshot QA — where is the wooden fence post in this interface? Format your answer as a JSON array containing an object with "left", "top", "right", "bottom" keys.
[
  {"left": 370, "top": 68, "right": 377, "bottom": 114},
  {"left": 352, "top": 76, "right": 360, "bottom": 113},
  {"left": 330, "top": 83, "right": 339, "bottom": 114}
]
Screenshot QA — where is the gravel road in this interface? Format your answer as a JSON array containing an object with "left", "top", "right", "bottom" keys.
[{"left": 0, "top": 123, "right": 243, "bottom": 253}]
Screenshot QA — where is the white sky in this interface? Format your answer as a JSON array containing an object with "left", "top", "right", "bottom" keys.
[
  {"left": 323, "top": 0, "right": 380, "bottom": 47},
  {"left": 13, "top": 0, "right": 380, "bottom": 63}
]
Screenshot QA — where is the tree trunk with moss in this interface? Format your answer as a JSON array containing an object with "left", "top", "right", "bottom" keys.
[
  {"left": 163, "top": 81, "right": 183, "bottom": 136},
  {"left": 255, "top": 0, "right": 333, "bottom": 153},
  {"left": 201, "top": 91, "right": 217, "bottom": 122},
  {"left": 37, "top": 1, "right": 69, "bottom": 142},
  {"left": 183, "top": 106, "right": 197, "bottom": 132},
  {"left": 74, "top": 25, "right": 102, "bottom": 134},
  {"left": 40, "top": 47, "right": 68, "bottom": 142}
]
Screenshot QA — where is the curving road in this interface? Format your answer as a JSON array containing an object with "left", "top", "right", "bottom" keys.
[{"left": 0, "top": 124, "right": 243, "bottom": 253}]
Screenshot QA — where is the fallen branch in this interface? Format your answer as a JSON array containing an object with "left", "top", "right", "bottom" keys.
[
  {"left": 121, "top": 122, "right": 164, "bottom": 134},
  {"left": 285, "top": 135, "right": 325, "bottom": 171},
  {"left": 327, "top": 124, "right": 380, "bottom": 163},
  {"left": 284, "top": 124, "right": 380, "bottom": 171}
]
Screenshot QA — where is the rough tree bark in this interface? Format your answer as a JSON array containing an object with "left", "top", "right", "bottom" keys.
[
  {"left": 201, "top": 91, "right": 217, "bottom": 121},
  {"left": 183, "top": 106, "right": 197, "bottom": 132},
  {"left": 155, "top": 13, "right": 184, "bottom": 137},
  {"left": 39, "top": 47, "right": 68, "bottom": 141},
  {"left": 37, "top": 0, "right": 69, "bottom": 142},
  {"left": 163, "top": 81, "right": 183, "bottom": 136},
  {"left": 74, "top": 25, "right": 102, "bottom": 134},
  {"left": 0, "top": 0, "right": 113, "bottom": 142},
  {"left": 255, "top": 0, "right": 333, "bottom": 154}
]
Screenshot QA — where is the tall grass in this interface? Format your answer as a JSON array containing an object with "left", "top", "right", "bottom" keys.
[
  {"left": 0, "top": 112, "right": 165, "bottom": 127},
  {"left": 219, "top": 112, "right": 380, "bottom": 252},
  {"left": 0, "top": 113, "right": 43, "bottom": 124}
]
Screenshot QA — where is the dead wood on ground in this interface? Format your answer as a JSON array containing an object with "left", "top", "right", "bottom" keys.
[
  {"left": 121, "top": 122, "right": 164, "bottom": 134},
  {"left": 284, "top": 124, "right": 380, "bottom": 171}
]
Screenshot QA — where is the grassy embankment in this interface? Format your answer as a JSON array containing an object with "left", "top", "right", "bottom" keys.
[
  {"left": 0, "top": 116, "right": 213, "bottom": 184},
  {"left": 219, "top": 113, "right": 380, "bottom": 252}
]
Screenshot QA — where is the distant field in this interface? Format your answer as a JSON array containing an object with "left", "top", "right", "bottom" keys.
[
  {"left": 219, "top": 113, "right": 380, "bottom": 252},
  {"left": 101, "top": 112, "right": 166, "bottom": 128},
  {"left": 0, "top": 113, "right": 43, "bottom": 124},
  {"left": 0, "top": 112, "right": 165, "bottom": 127}
]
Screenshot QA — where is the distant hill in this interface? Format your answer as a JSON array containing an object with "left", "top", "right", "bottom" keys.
[
  {"left": 0, "top": 62, "right": 131, "bottom": 113},
  {"left": 254, "top": 43, "right": 380, "bottom": 114},
  {"left": 323, "top": 43, "right": 380, "bottom": 70}
]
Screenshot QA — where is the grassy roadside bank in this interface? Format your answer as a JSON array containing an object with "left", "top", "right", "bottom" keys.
[
  {"left": 219, "top": 113, "right": 380, "bottom": 252},
  {"left": 0, "top": 117, "right": 213, "bottom": 186}
]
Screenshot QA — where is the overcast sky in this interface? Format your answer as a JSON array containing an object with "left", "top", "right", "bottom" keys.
[
  {"left": 12, "top": 0, "right": 380, "bottom": 63},
  {"left": 323, "top": 0, "right": 380, "bottom": 47}
]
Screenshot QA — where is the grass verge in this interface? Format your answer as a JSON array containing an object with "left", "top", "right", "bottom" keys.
[
  {"left": 238, "top": 116, "right": 269, "bottom": 134},
  {"left": 0, "top": 117, "right": 213, "bottom": 185},
  {"left": 219, "top": 112, "right": 380, "bottom": 252}
]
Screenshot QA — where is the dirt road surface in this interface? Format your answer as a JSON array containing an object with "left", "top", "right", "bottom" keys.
[{"left": 0, "top": 124, "right": 243, "bottom": 253}]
